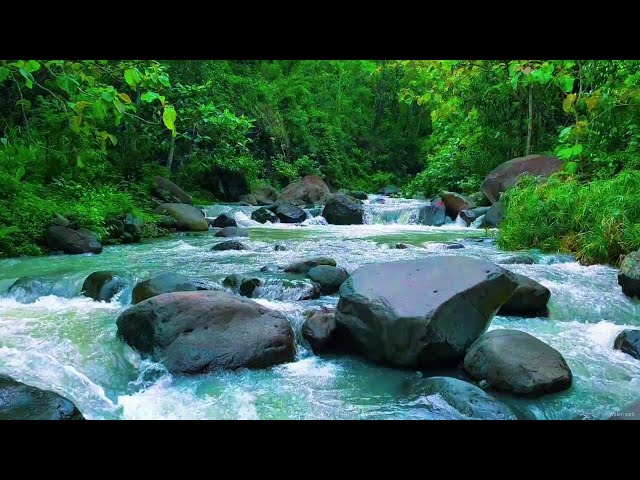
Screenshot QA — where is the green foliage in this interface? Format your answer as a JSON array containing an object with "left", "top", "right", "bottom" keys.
[{"left": 498, "top": 171, "right": 640, "bottom": 265}]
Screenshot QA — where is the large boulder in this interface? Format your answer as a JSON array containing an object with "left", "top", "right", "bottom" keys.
[
  {"left": 251, "top": 207, "right": 279, "bottom": 224},
  {"left": 116, "top": 291, "right": 295, "bottom": 373},
  {"left": 132, "top": 272, "right": 199, "bottom": 304},
  {"left": 0, "top": 375, "right": 84, "bottom": 420},
  {"left": 238, "top": 194, "right": 259, "bottom": 206},
  {"left": 302, "top": 307, "right": 337, "bottom": 354},
  {"left": 481, "top": 154, "right": 563, "bottom": 204},
  {"left": 418, "top": 203, "right": 446, "bottom": 226},
  {"left": 440, "top": 191, "right": 476, "bottom": 219},
  {"left": 463, "top": 329, "right": 572, "bottom": 396},
  {"left": 498, "top": 273, "right": 550, "bottom": 317},
  {"left": 479, "top": 201, "right": 506, "bottom": 228},
  {"left": 322, "top": 193, "right": 364, "bottom": 225},
  {"left": 211, "top": 213, "right": 237, "bottom": 228},
  {"left": 214, "top": 226, "right": 249, "bottom": 238},
  {"left": 209, "top": 166, "right": 249, "bottom": 202},
  {"left": 154, "top": 203, "right": 208, "bottom": 232},
  {"left": 254, "top": 185, "right": 279, "bottom": 205},
  {"left": 307, "top": 265, "right": 349, "bottom": 295},
  {"left": 403, "top": 376, "right": 518, "bottom": 420},
  {"left": 82, "top": 271, "right": 126, "bottom": 302},
  {"left": 335, "top": 257, "right": 518, "bottom": 368},
  {"left": 279, "top": 175, "right": 331, "bottom": 206},
  {"left": 153, "top": 176, "right": 193, "bottom": 204},
  {"left": 45, "top": 226, "right": 103, "bottom": 255},
  {"left": 614, "top": 329, "right": 640, "bottom": 360},
  {"left": 265, "top": 202, "right": 307, "bottom": 223},
  {"left": 618, "top": 251, "right": 640, "bottom": 298},
  {"left": 212, "top": 240, "right": 248, "bottom": 251},
  {"left": 284, "top": 257, "right": 337, "bottom": 274}
]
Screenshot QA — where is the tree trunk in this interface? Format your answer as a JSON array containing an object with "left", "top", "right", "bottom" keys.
[{"left": 166, "top": 135, "right": 175, "bottom": 170}]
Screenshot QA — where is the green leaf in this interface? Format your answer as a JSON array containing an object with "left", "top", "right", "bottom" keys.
[
  {"left": 0, "top": 66, "right": 10, "bottom": 82},
  {"left": 25, "top": 60, "right": 41, "bottom": 73},
  {"left": 15, "top": 99, "right": 32, "bottom": 110},
  {"left": 107, "top": 134, "right": 118, "bottom": 146},
  {"left": 559, "top": 126, "right": 573, "bottom": 141},
  {"left": 112, "top": 98, "right": 126, "bottom": 114},
  {"left": 15, "top": 166, "right": 25, "bottom": 181},
  {"left": 70, "top": 115, "right": 82, "bottom": 132},
  {"left": 557, "top": 147, "right": 574, "bottom": 160},
  {"left": 92, "top": 100, "right": 106, "bottom": 120},
  {"left": 76, "top": 155, "right": 85, "bottom": 168},
  {"left": 565, "top": 161, "right": 578, "bottom": 174},
  {"left": 19, "top": 69, "right": 34, "bottom": 89},
  {"left": 163, "top": 105, "right": 177, "bottom": 132},
  {"left": 57, "top": 74, "right": 79, "bottom": 94},
  {"left": 158, "top": 74, "right": 171, "bottom": 87},
  {"left": 558, "top": 75, "right": 575, "bottom": 94},
  {"left": 0, "top": 138, "right": 7, "bottom": 147},
  {"left": 572, "top": 144, "right": 583, "bottom": 156},
  {"left": 101, "top": 91, "right": 115, "bottom": 102},
  {"left": 73, "top": 101, "right": 92, "bottom": 113},
  {"left": 140, "top": 91, "right": 159, "bottom": 103},
  {"left": 562, "top": 94, "right": 576, "bottom": 113},
  {"left": 117, "top": 92, "right": 133, "bottom": 104},
  {"left": 124, "top": 68, "right": 141, "bottom": 87}
]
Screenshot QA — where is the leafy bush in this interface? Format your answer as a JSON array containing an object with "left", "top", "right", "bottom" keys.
[{"left": 498, "top": 171, "right": 640, "bottom": 265}]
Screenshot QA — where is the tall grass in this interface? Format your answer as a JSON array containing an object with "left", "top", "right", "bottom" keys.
[{"left": 498, "top": 171, "right": 640, "bottom": 265}]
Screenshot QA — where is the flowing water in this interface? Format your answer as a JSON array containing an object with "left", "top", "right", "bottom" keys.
[{"left": 1, "top": 196, "right": 639, "bottom": 420}]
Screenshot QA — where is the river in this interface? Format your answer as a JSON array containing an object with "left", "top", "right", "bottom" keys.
[{"left": 1, "top": 195, "right": 638, "bottom": 419}]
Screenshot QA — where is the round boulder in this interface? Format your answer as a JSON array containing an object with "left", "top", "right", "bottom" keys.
[
  {"left": 212, "top": 240, "right": 248, "bottom": 251},
  {"left": 440, "top": 191, "right": 476, "bottom": 219},
  {"left": 307, "top": 265, "right": 349, "bottom": 295},
  {"left": 132, "top": 272, "right": 199, "bottom": 304},
  {"left": 154, "top": 203, "right": 208, "bottom": 231},
  {"left": 463, "top": 329, "right": 572, "bottom": 396},
  {"left": 82, "top": 271, "right": 126, "bottom": 302},
  {"left": 335, "top": 256, "right": 518, "bottom": 368},
  {"left": 251, "top": 207, "right": 279, "bottom": 224},
  {"left": 211, "top": 213, "right": 238, "bottom": 228},
  {"left": 116, "top": 291, "right": 295, "bottom": 373},
  {"left": 322, "top": 193, "right": 364, "bottom": 225},
  {"left": 302, "top": 307, "right": 337, "bottom": 354},
  {"left": 279, "top": 175, "right": 331, "bottom": 206}
]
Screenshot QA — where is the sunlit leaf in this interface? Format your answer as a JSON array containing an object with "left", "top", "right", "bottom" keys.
[
  {"left": 19, "top": 69, "right": 33, "bottom": 89},
  {"left": 124, "top": 68, "right": 141, "bottom": 87},
  {"left": 117, "top": 92, "right": 133, "bottom": 104},
  {"left": 563, "top": 94, "right": 577, "bottom": 113},
  {"left": 141, "top": 91, "right": 159, "bottom": 103},
  {"left": 163, "top": 105, "right": 177, "bottom": 131}
]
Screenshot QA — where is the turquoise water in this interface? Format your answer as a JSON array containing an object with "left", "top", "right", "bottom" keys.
[{"left": 1, "top": 198, "right": 639, "bottom": 419}]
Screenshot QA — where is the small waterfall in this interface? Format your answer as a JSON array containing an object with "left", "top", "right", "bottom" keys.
[{"left": 363, "top": 195, "right": 430, "bottom": 225}]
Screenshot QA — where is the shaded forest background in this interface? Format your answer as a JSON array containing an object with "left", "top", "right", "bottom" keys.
[{"left": 1, "top": 60, "right": 640, "bottom": 263}]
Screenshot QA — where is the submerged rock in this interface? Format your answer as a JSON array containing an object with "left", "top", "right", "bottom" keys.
[
  {"left": 214, "top": 226, "right": 249, "bottom": 238},
  {"left": 0, "top": 375, "right": 84, "bottom": 420},
  {"left": 154, "top": 203, "right": 208, "bottom": 232},
  {"left": 212, "top": 240, "right": 248, "bottom": 251},
  {"left": 307, "top": 265, "right": 349, "bottom": 295},
  {"left": 498, "top": 273, "right": 550, "bottom": 317},
  {"left": 463, "top": 329, "right": 572, "bottom": 396},
  {"left": 302, "top": 307, "right": 337, "bottom": 353},
  {"left": 211, "top": 213, "right": 237, "bottom": 228},
  {"left": 500, "top": 254, "right": 536, "bottom": 265},
  {"left": 82, "top": 271, "right": 126, "bottom": 302},
  {"left": 614, "top": 329, "right": 640, "bottom": 360},
  {"left": 116, "top": 291, "right": 295, "bottom": 373},
  {"left": 618, "top": 251, "right": 640, "bottom": 298},
  {"left": 335, "top": 256, "right": 518, "bottom": 368},
  {"left": 322, "top": 194, "right": 364, "bottom": 225},
  {"left": 45, "top": 226, "right": 103, "bottom": 255},
  {"left": 444, "top": 243, "right": 465, "bottom": 250},
  {"left": 284, "top": 257, "right": 337, "bottom": 274},
  {"left": 403, "top": 376, "right": 518, "bottom": 420},
  {"left": 132, "top": 272, "right": 200, "bottom": 304}
]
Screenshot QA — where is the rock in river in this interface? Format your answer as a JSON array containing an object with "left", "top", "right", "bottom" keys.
[
  {"left": 307, "top": 265, "right": 349, "bottom": 295},
  {"left": 463, "top": 329, "right": 572, "bottom": 396},
  {"left": 212, "top": 240, "right": 248, "bottom": 251},
  {"left": 302, "top": 307, "right": 337, "bottom": 354},
  {"left": 335, "top": 256, "right": 518, "bottom": 368},
  {"left": 45, "top": 226, "right": 103, "bottom": 255},
  {"left": 82, "top": 271, "right": 126, "bottom": 302},
  {"left": 211, "top": 213, "right": 237, "bottom": 228},
  {"left": 284, "top": 257, "right": 337, "bottom": 274},
  {"left": 0, "top": 375, "right": 84, "bottom": 420},
  {"left": 214, "top": 226, "right": 249, "bottom": 238},
  {"left": 618, "top": 251, "right": 640, "bottom": 298},
  {"left": 116, "top": 291, "right": 295, "bottom": 374},
  {"left": 251, "top": 207, "right": 279, "bottom": 224},
  {"left": 279, "top": 175, "right": 331, "bottom": 206},
  {"left": 132, "top": 272, "right": 200, "bottom": 304},
  {"left": 322, "top": 193, "right": 364, "bottom": 225},
  {"left": 498, "top": 273, "right": 550, "bottom": 317},
  {"left": 154, "top": 203, "right": 208, "bottom": 232},
  {"left": 614, "top": 329, "right": 640, "bottom": 360}
]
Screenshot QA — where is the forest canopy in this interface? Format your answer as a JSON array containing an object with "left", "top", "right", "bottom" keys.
[{"left": 1, "top": 60, "right": 640, "bottom": 263}]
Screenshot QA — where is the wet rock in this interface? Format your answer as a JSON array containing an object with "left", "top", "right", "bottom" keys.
[
  {"left": 153, "top": 176, "right": 193, "bottom": 204},
  {"left": 211, "top": 213, "right": 237, "bottom": 228},
  {"left": 440, "top": 191, "right": 476, "bottom": 219},
  {"left": 116, "top": 291, "right": 295, "bottom": 373},
  {"left": 223, "top": 274, "right": 263, "bottom": 297},
  {"left": 498, "top": 273, "right": 550, "bottom": 317},
  {"left": 418, "top": 203, "right": 446, "bottom": 226},
  {"left": 0, "top": 375, "right": 84, "bottom": 420},
  {"left": 274, "top": 244, "right": 287, "bottom": 251},
  {"left": 132, "top": 272, "right": 200, "bottom": 304},
  {"left": 154, "top": 203, "right": 208, "bottom": 232},
  {"left": 463, "top": 329, "right": 572, "bottom": 396},
  {"left": 500, "top": 254, "right": 536, "bottom": 265},
  {"left": 335, "top": 256, "right": 518, "bottom": 368},
  {"left": 214, "top": 226, "right": 249, "bottom": 238},
  {"left": 460, "top": 207, "right": 490, "bottom": 226},
  {"left": 212, "top": 240, "right": 248, "bottom": 251},
  {"left": 322, "top": 193, "right": 364, "bottom": 225},
  {"left": 479, "top": 201, "right": 506, "bottom": 228},
  {"left": 239, "top": 194, "right": 259, "bottom": 206},
  {"left": 260, "top": 264, "right": 282, "bottom": 273},
  {"left": 614, "top": 329, "right": 640, "bottom": 360},
  {"left": 251, "top": 207, "right": 279, "bottom": 224},
  {"left": 307, "top": 265, "right": 349, "bottom": 295},
  {"left": 302, "top": 307, "right": 337, "bottom": 353},
  {"left": 403, "top": 376, "right": 518, "bottom": 420},
  {"left": 82, "top": 271, "right": 126, "bottom": 302},
  {"left": 395, "top": 243, "right": 409, "bottom": 249},
  {"left": 279, "top": 175, "right": 331, "bottom": 206},
  {"left": 284, "top": 257, "right": 337, "bottom": 274},
  {"left": 45, "top": 226, "right": 103, "bottom": 255},
  {"left": 618, "top": 251, "right": 640, "bottom": 298},
  {"left": 481, "top": 154, "right": 563, "bottom": 204},
  {"left": 267, "top": 202, "right": 307, "bottom": 223},
  {"left": 444, "top": 243, "right": 465, "bottom": 250}
]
